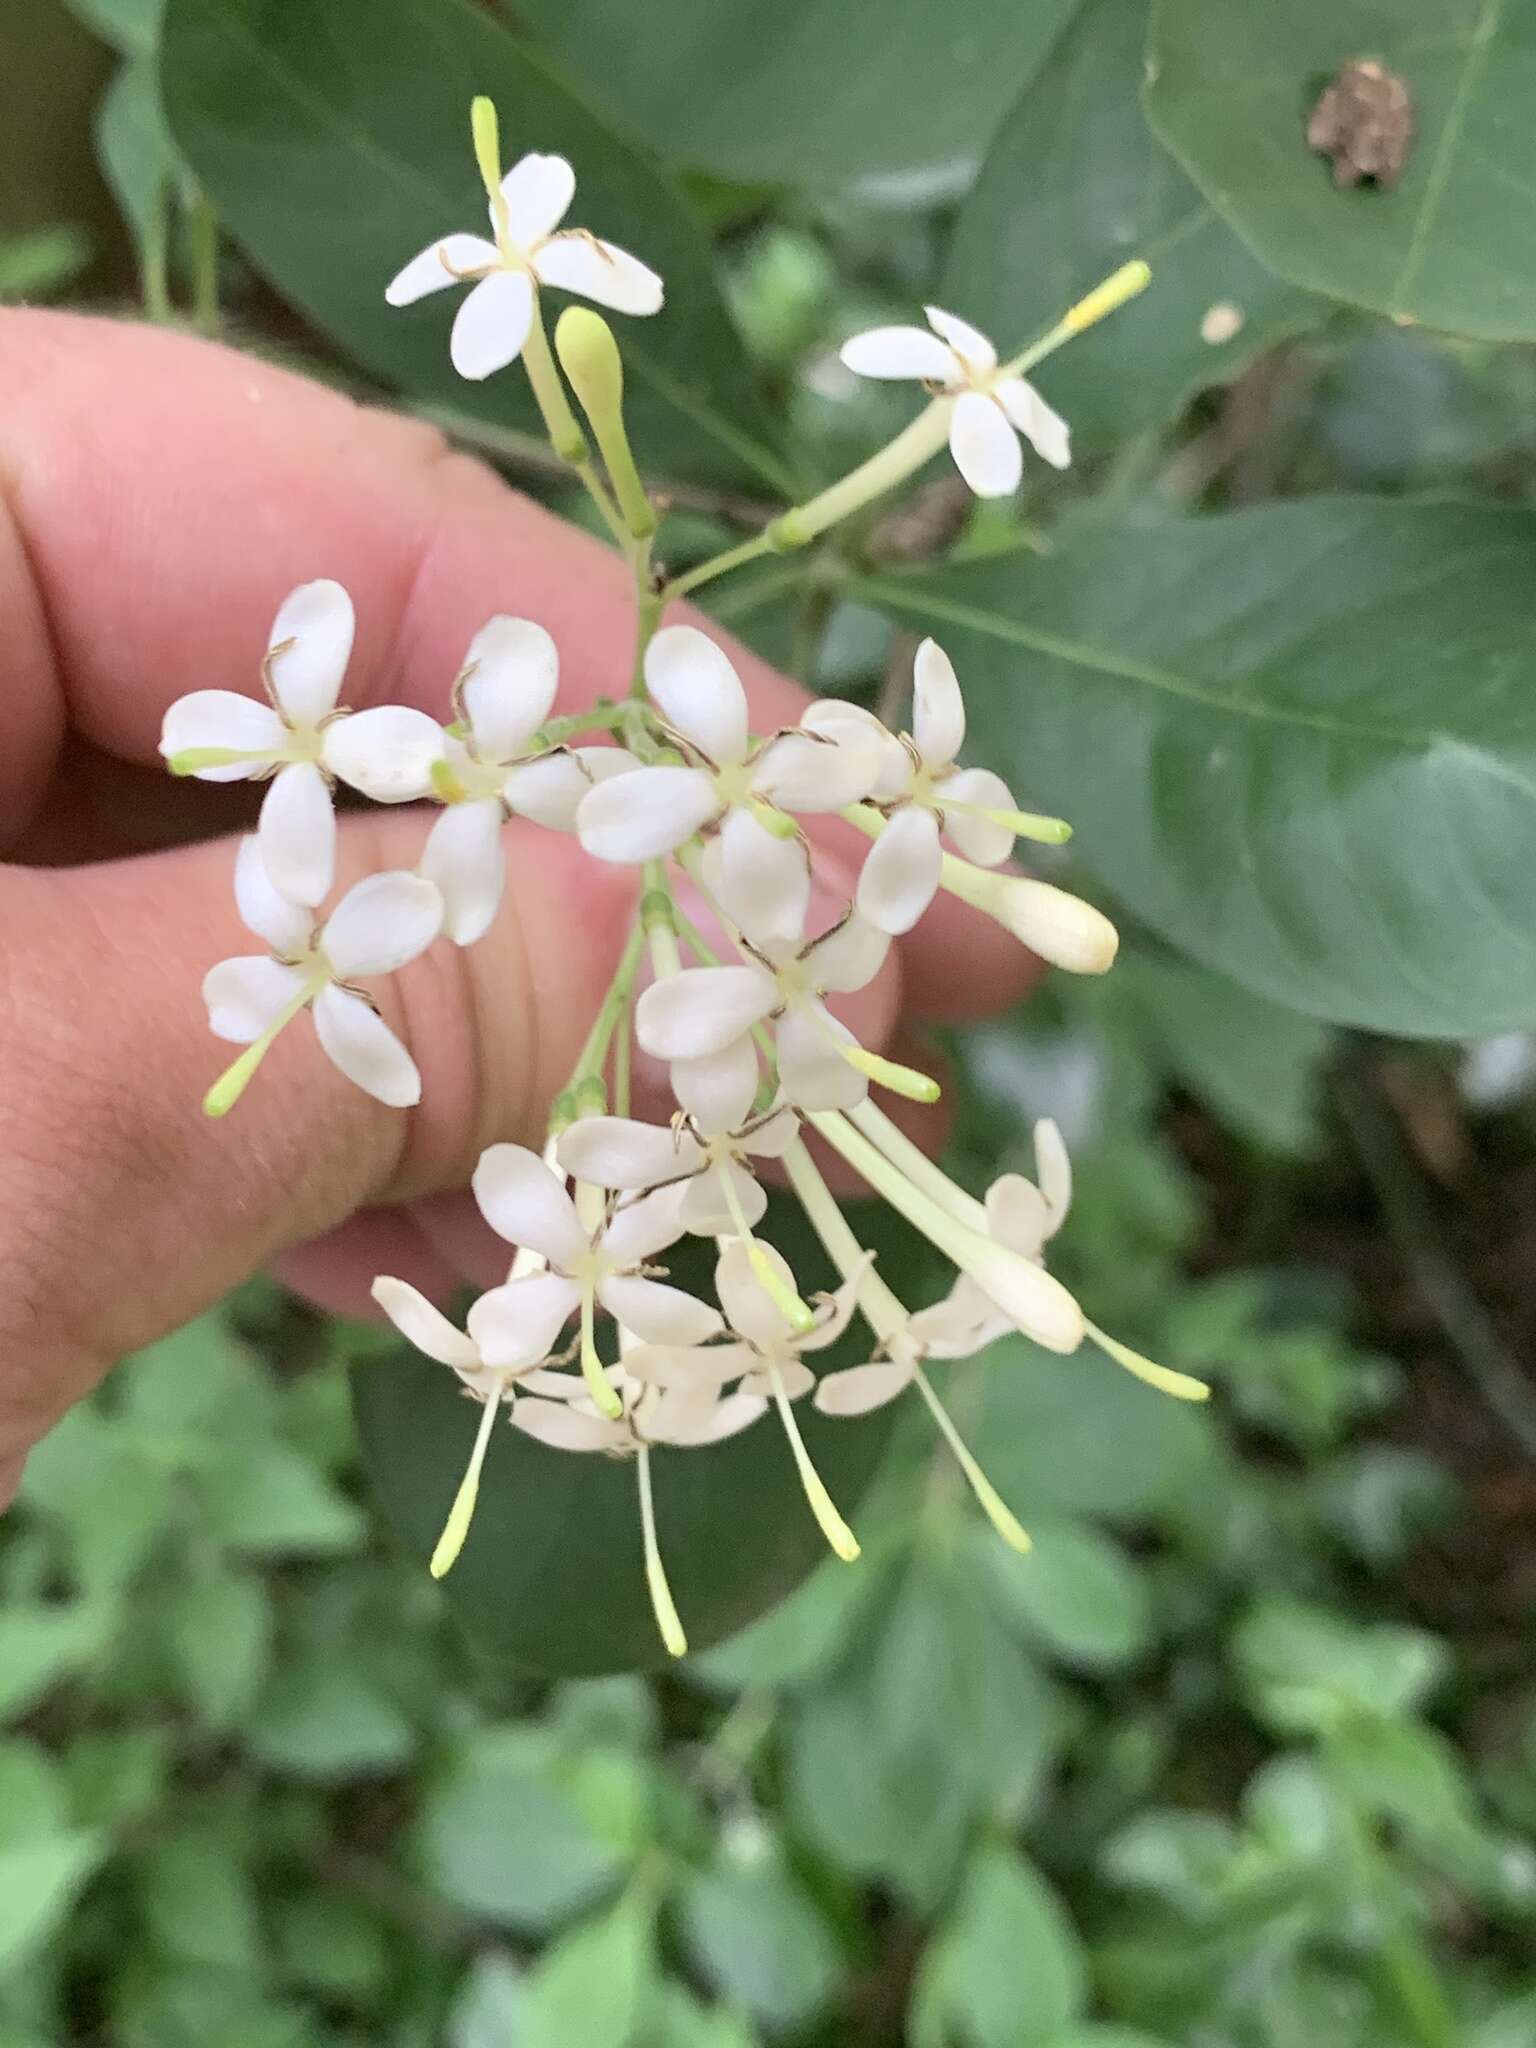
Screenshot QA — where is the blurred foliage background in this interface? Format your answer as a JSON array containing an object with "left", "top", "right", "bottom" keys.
[{"left": 7, "top": 0, "right": 1536, "bottom": 2041}]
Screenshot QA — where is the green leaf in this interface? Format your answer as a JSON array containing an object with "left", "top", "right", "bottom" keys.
[
  {"left": 511, "top": 0, "right": 1082, "bottom": 187},
  {"left": 979, "top": 1519, "right": 1152, "bottom": 1670},
  {"left": 59, "top": 0, "right": 164, "bottom": 59},
  {"left": 198, "top": 1438, "right": 365, "bottom": 1558},
  {"left": 247, "top": 1658, "right": 416, "bottom": 1779},
  {"left": 862, "top": 498, "right": 1536, "bottom": 1036},
  {"left": 167, "top": 1568, "right": 271, "bottom": 1729},
  {"left": 1116, "top": 953, "right": 1331, "bottom": 1154},
  {"left": 160, "top": 0, "right": 790, "bottom": 491},
  {"left": 97, "top": 57, "right": 175, "bottom": 251},
  {"left": 680, "top": 1833, "right": 840, "bottom": 2031},
  {"left": 354, "top": 1194, "right": 932, "bottom": 1676},
  {"left": 414, "top": 1729, "right": 629, "bottom": 1932},
  {"left": 519, "top": 1887, "right": 658, "bottom": 2048},
  {"left": 450, "top": 1951, "right": 528, "bottom": 2048},
  {"left": 1233, "top": 1597, "right": 1449, "bottom": 1736},
  {"left": 0, "top": 1833, "right": 103, "bottom": 1978},
  {"left": 687, "top": 1546, "right": 889, "bottom": 1693},
  {"left": 0, "top": 1602, "right": 116, "bottom": 1722},
  {"left": 916, "top": 1843, "right": 1086, "bottom": 2048},
  {"left": 140, "top": 1832, "right": 263, "bottom": 1973},
  {"left": 0, "top": 226, "right": 92, "bottom": 299},
  {"left": 1146, "top": 0, "right": 1536, "bottom": 342},
  {"left": 943, "top": 0, "right": 1322, "bottom": 450}
]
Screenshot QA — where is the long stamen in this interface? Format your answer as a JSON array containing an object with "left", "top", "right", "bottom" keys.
[
  {"left": 430, "top": 1376, "right": 506, "bottom": 1578},
  {"left": 719, "top": 1166, "right": 814, "bottom": 1333},
  {"left": 167, "top": 745, "right": 291, "bottom": 775},
  {"left": 766, "top": 1359, "right": 859, "bottom": 1561},
  {"left": 838, "top": 1043, "right": 942, "bottom": 1103},
  {"left": 782, "top": 1135, "right": 912, "bottom": 1346},
  {"left": 579, "top": 1279, "right": 624, "bottom": 1419},
  {"left": 636, "top": 1445, "right": 687, "bottom": 1657},
  {"left": 911, "top": 1363, "right": 1030, "bottom": 1552},
  {"left": 1086, "top": 1319, "right": 1210, "bottom": 1402},
  {"left": 941, "top": 797, "right": 1072, "bottom": 845},
  {"left": 203, "top": 982, "right": 316, "bottom": 1117}
]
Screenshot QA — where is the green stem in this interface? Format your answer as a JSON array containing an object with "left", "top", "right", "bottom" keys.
[
  {"left": 187, "top": 189, "right": 220, "bottom": 333},
  {"left": 142, "top": 183, "right": 173, "bottom": 324},
  {"left": 781, "top": 1136, "right": 909, "bottom": 1344},
  {"left": 563, "top": 913, "right": 647, "bottom": 1099},
  {"left": 662, "top": 529, "right": 779, "bottom": 605},
  {"left": 1329, "top": 1758, "right": 1459, "bottom": 2048}
]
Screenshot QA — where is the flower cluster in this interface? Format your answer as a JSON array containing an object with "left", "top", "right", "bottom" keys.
[{"left": 161, "top": 97, "right": 1180, "bottom": 1658}]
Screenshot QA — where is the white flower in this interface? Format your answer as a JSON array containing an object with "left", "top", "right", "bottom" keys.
[
  {"left": 840, "top": 305, "right": 1070, "bottom": 498},
  {"left": 416, "top": 616, "right": 641, "bottom": 943},
  {"left": 556, "top": 1083, "right": 798, "bottom": 1238},
  {"left": 576, "top": 626, "right": 881, "bottom": 866},
  {"left": 511, "top": 1364, "right": 763, "bottom": 1456},
  {"left": 160, "top": 580, "right": 446, "bottom": 905},
  {"left": 470, "top": 1142, "right": 724, "bottom": 1362},
  {"left": 203, "top": 836, "right": 443, "bottom": 1110},
  {"left": 386, "top": 152, "right": 663, "bottom": 381},
  {"left": 806, "top": 640, "right": 1056, "bottom": 935},
  {"left": 634, "top": 915, "right": 891, "bottom": 1113}
]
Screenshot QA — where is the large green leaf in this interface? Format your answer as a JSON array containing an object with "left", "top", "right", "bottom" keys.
[
  {"left": 160, "top": 0, "right": 792, "bottom": 490},
  {"left": 508, "top": 0, "right": 1083, "bottom": 188},
  {"left": 1146, "top": 0, "right": 1536, "bottom": 342},
  {"left": 354, "top": 1196, "right": 932, "bottom": 1676},
  {"left": 943, "top": 0, "right": 1322, "bottom": 450},
  {"left": 859, "top": 499, "right": 1536, "bottom": 1036}
]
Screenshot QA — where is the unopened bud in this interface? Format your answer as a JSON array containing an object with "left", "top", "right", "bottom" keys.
[
  {"left": 555, "top": 306, "right": 655, "bottom": 539},
  {"left": 470, "top": 96, "right": 503, "bottom": 208}
]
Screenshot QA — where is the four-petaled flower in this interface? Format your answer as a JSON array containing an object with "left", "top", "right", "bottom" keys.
[
  {"left": 204, "top": 836, "right": 444, "bottom": 1109},
  {"left": 160, "top": 580, "right": 446, "bottom": 905},
  {"left": 386, "top": 152, "right": 663, "bottom": 381},
  {"left": 419, "top": 615, "right": 640, "bottom": 943},
  {"left": 840, "top": 305, "right": 1070, "bottom": 498}
]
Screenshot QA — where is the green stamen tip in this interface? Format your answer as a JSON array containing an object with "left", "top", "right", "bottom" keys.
[
  {"left": 430, "top": 757, "right": 467, "bottom": 803},
  {"left": 470, "top": 96, "right": 502, "bottom": 201},
  {"left": 203, "top": 1045, "right": 263, "bottom": 1118},
  {"left": 748, "top": 1241, "right": 815, "bottom": 1333},
  {"left": 842, "top": 1045, "right": 941, "bottom": 1104},
  {"left": 168, "top": 747, "right": 249, "bottom": 776},
  {"left": 430, "top": 1476, "right": 478, "bottom": 1579},
  {"left": 1087, "top": 1320, "right": 1209, "bottom": 1402}
]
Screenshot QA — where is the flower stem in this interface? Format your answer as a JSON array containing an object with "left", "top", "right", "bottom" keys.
[
  {"left": 781, "top": 1136, "right": 909, "bottom": 1344},
  {"left": 662, "top": 529, "right": 779, "bottom": 604},
  {"left": 563, "top": 912, "right": 648, "bottom": 1099},
  {"left": 187, "top": 188, "right": 220, "bottom": 334},
  {"left": 637, "top": 1446, "right": 687, "bottom": 1657},
  {"left": 579, "top": 1279, "right": 624, "bottom": 1419},
  {"left": 430, "top": 1376, "right": 505, "bottom": 1578},
  {"left": 770, "top": 398, "right": 954, "bottom": 552}
]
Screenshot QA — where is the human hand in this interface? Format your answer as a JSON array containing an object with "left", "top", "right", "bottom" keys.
[{"left": 0, "top": 312, "right": 1033, "bottom": 1507}]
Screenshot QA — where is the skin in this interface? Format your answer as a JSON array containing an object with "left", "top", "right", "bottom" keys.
[{"left": 0, "top": 312, "right": 1035, "bottom": 1508}]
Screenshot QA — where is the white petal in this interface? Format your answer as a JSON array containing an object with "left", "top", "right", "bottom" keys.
[
  {"left": 267, "top": 580, "right": 355, "bottom": 728},
  {"left": 635, "top": 965, "right": 776, "bottom": 1061},
  {"left": 577, "top": 764, "right": 719, "bottom": 862},
  {"left": 910, "top": 637, "right": 965, "bottom": 769},
  {"left": 984, "top": 1173, "right": 1052, "bottom": 1259},
  {"left": 450, "top": 270, "right": 535, "bottom": 381},
  {"left": 750, "top": 724, "right": 886, "bottom": 812},
  {"left": 557, "top": 1117, "right": 705, "bottom": 1192},
  {"left": 838, "top": 325, "right": 958, "bottom": 382},
  {"left": 385, "top": 233, "right": 500, "bottom": 306},
  {"left": 670, "top": 1041, "right": 761, "bottom": 1132},
  {"left": 598, "top": 1274, "right": 722, "bottom": 1347},
  {"left": 643, "top": 625, "right": 749, "bottom": 765},
  {"left": 601, "top": 1181, "right": 692, "bottom": 1265},
  {"left": 234, "top": 833, "right": 313, "bottom": 956},
  {"left": 805, "top": 915, "right": 891, "bottom": 993},
  {"left": 624, "top": 1340, "right": 755, "bottom": 1390},
  {"left": 466, "top": 1271, "right": 582, "bottom": 1367},
  {"left": 939, "top": 766, "right": 1016, "bottom": 866},
  {"left": 322, "top": 706, "right": 445, "bottom": 803},
  {"left": 312, "top": 985, "right": 422, "bottom": 1106},
  {"left": 1034, "top": 1118, "right": 1072, "bottom": 1233},
  {"left": 652, "top": 1389, "right": 767, "bottom": 1446},
  {"left": 799, "top": 701, "right": 910, "bottom": 803},
  {"left": 909, "top": 1279, "right": 1011, "bottom": 1358},
  {"left": 499, "top": 152, "right": 575, "bottom": 248},
  {"left": 949, "top": 390, "right": 1022, "bottom": 498},
  {"left": 714, "top": 808, "right": 810, "bottom": 950},
  {"left": 159, "top": 690, "right": 284, "bottom": 779},
  {"left": 459, "top": 616, "right": 559, "bottom": 759},
  {"left": 419, "top": 799, "right": 505, "bottom": 946},
  {"left": 715, "top": 1240, "right": 795, "bottom": 1350},
  {"left": 532, "top": 235, "right": 663, "bottom": 315},
  {"left": 473, "top": 1143, "right": 587, "bottom": 1266},
  {"left": 994, "top": 376, "right": 1071, "bottom": 470},
  {"left": 798, "top": 1263, "right": 868, "bottom": 1352},
  {"left": 739, "top": 1104, "right": 799, "bottom": 1159},
  {"left": 776, "top": 1003, "right": 867, "bottom": 1111},
  {"left": 511, "top": 1398, "right": 626, "bottom": 1453},
  {"left": 680, "top": 1158, "right": 766, "bottom": 1236},
  {"left": 373, "top": 1276, "right": 480, "bottom": 1369},
  {"left": 203, "top": 956, "right": 306, "bottom": 1044},
  {"left": 321, "top": 870, "right": 443, "bottom": 978},
  {"left": 503, "top": 745, "right": 638, "bottom": 831},
  {"left": 258, "top": 761, "right": 336, "bottom": 909},
  {"left": 855, "top": 804, "right": 942, "bottom": 936},
  {"left": 924, "top": 305, "right": 997, "bottom": 372},
  {"left": 739, "top": 1359, "right": 815, "bottom": 1403},
  {"left": 814, "top": 1361, "right": 912, "bottom": 1416}
]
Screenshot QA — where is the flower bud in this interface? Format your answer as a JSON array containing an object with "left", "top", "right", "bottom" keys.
[
  {"left": 470, "top": 96, "right": 503, "bottom": 207},
  {"left": 555, "top": 306, "right": 655, "bottom": 539}
]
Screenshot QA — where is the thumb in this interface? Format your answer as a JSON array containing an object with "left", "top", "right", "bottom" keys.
[{"left": 0, "top": 806, "right": 635, "bottom": 1488}]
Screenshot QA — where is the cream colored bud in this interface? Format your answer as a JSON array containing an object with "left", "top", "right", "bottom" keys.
[{"left": 986, "top": 876, "right": 1119, "bottom": 975}]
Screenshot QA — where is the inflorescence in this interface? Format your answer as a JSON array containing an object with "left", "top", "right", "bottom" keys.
[{"left": 160, "top": 96, "right": 1198, "bottom": 1659}]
